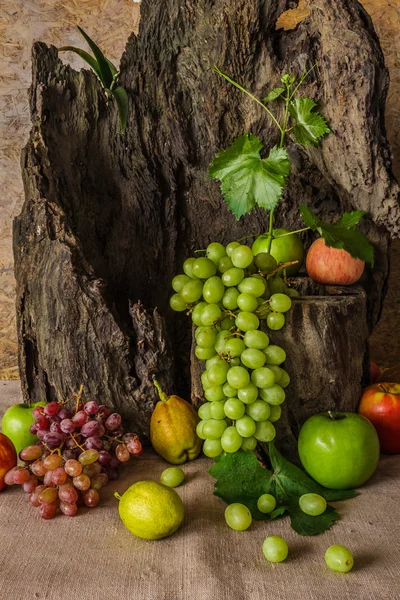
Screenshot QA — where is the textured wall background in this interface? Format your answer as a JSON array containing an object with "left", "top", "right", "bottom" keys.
[{"left": 0, "top": 0, "right": 399, "bottom": 378}]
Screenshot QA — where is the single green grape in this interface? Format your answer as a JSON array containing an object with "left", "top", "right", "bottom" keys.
[
  {"left": 195, "top": 346, "right": 216, "bottom": 360},
  {"left": 224, "top": 337, "right": 246, "bottom": 358},
  {"left": 210, "top": 401, "right": 226, "bottom": 420},
  {"left": 203, "top": 276, "right": 225, "bottom": 303},
  {"left": 203, "top": 419, "right": 228, "bottom": 440},
  {"left": 201, "top": 304, "right": 222, "bottom": 327},
  {"left": 268, "top": 405, "right": 282, "bottom": 423},
  {"left": 267, "top": 366, "right": 290, "bottom": 388},
  {"left": 206, "top": 242, "right": 226, "bottom": 265},
  {"left": 243, "top": 330, "right": 269, "bottom": 350},
  {"left": 172, "top": 274, "right": 191, "bottom": 292},
  {"left": 286, "top": 288, "right": 300, "bottom": 298},
  {"left": 191, "top": 302, "right": 208, "bottom": 326},
  {"left": 160, "top": 467, "right": 185, "bottom": 488},
  {"left": 241, "top": 348, "right": 266, "bottom": 370},
  {"left": 235, "top": 311, "right": 260, "bottom": 332},
  {"left": 222, "top": 287, "right": 240, "bottom": 309},
  {"left": 324, "top": 545, "right": 354, "bottom": 573},
  {"left": 267, "top": 276, "right": 285, "bottom": 295},
  {"left": 238, "top": 277, "right": 265, "bottom": 297},
  {"left": 259, "top": 384, "right": 285, "bottom": 406},
  {"left": 204, "top": 385, "right": 226, "bottom": 402},
  {"left": 222, "top": 267, "right": 245, "bottom": 287},
  {"left": 218, "top": 255, "right": 234, "bottom": 273},
  {"left": 180, "top": 279, "right": 203, "bottom": 303},
  {"left": 254, "top": 253, "right": 277, "bottom": 272},
  {"left": 196, "top": 420, "right": 207, "bottom": 440},
  {"left": 214, "top": 330, "right": 230, "bottom": 354},
  {"left": 257, "top": 494, "right": 276, "bottom": 514},
  {"left": 198, "top": 403, "right": 212, "bottom": 420},
  {"left": 262, "top": 536, "right": 288, "bottom": 563},
  {"left": 227, "top": 366, "right": 250, "bottom": 389},
  {"left": 299, "top": 493, "right": 327, "bottom": 516},
  {"left": 203, "top": 438, "right": 223, "bottom": 458},
  {"left": 208, "top": 362, "right": 230, "bottom": 386},
  {"left": 237, "top": 293, "right": 258, "bottom": 312},
  {"left": 245, "top": 400, "right": 271, "bottom": 422},
  {"left": 263, "top": 345, "right": 286, "bottom": 365},
  {"left": 231, "top": 245, "right": 254, "bottom": 269},
  {"left": 170, "top": 294, "right": 187, "bottom": 312},
  {"left": 201, "top": 370, "right": 213, "bottom": 390},
  {"left": 241, "top": 436, "right": 258, "bottom": 451},
  {"left": 196, "top": 327, "right": 217, "bottom": 349},
  {"left": 183, "top": 257, "right": 199, "bottom": 279},
  {"left": 220, "top": 316, "right": 236, "bottom": 330},
  {"left": 225, "top": 503, "right": 252, "bottom": 531},
  {"left": 230, "top": 357, "right": 241, "bottom": 367},
  {"left": 267, "top": 312, "right": 285, "bottom": 331},
  {"left": 237, "top": 383, "right": 258, "bottom": 405},
  {"left": 235, "top": 415, "right": 256, "bottom": 437},
  {"left": 221, "top": 426, "right": 243, "bottom": 453},
  {"left": 224, "top": 398, "right": 246, "bottom": 420},
  {"left": 226, "top": 241, "right": 240, "bottom": 257},
  {"left": 222, "top": 382, "right": 238, "bottom": 398},
  {"left": 254, "top": 420, "right": 276, "bottom": 442},
  {"left": 206, "top": 354, "right": 224, "bottom": 369},
  {"left": 270, "top": 293, "right": 292, "bottom": 313},
  {"left": 192, "top": 257, "right": 217, "bottom": 279},
  {"left": 251, "top": 367, "right": 275, "bottom": 389}
]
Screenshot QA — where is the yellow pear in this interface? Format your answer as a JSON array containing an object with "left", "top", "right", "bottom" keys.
[{"left": 150, "top": 379, "right": 201, "bottom": 464}]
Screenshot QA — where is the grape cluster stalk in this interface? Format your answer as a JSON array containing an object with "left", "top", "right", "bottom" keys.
[
  {"left": 4, "top": 393, "right": 142, "bottom": 519},
  {"left": 170, "top": 241, "right": 298, "bottom": 457}
]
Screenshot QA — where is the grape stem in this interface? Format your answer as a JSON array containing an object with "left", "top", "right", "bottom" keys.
[
  {"left": 75, "top": 384, "right": 84, "bottom": 414},
  {"left": 273, "top": 227, "right": 311, "bottom": 239},
  {"left": 259, "top": 260, "right": 299, "bottom": 277}
]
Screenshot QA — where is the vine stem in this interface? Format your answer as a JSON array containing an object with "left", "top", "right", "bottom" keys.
[
  {"left": 267, "top": 210, "right": 274, "bottom": 253},
  {"left": 274, "top": 227, "right": 310, "bottom": 239}
]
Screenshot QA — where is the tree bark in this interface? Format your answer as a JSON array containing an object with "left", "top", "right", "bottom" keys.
[{"left": 14, "top": 0, "right": 399, "bottom": 438}]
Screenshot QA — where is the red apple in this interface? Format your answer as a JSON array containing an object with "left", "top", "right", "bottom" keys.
[
  {"left": 306, "top": 238, "right": 364, "bottom": 285},
  {"left": 370, "top": 361, "right": 381, "bottom": 384},
  {"left": 358, "top": 383, "right": 400, "bottom": 454},
  {"left": 0, "top": 433, "right": 17, "bottom": 491}
]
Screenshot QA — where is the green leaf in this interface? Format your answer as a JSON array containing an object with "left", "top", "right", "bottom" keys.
[
  {"left": 263, "top": 87, "right": 285, "bottom": 103},
  {"left": 111, "top": 86, "right": 129, "bottom": 134},
  {"left": 337, "top": 210, "right": 366, "bottom": 229},
  {"left": 299, "top": 204, "right": 319, "bottom": 229},
  {"left": 58, "top": 46, "right": 103, "bottom": 81},
  {"left": 288, "top": 98, "right": 331, "bottom": 146},
  {"left": 77, "top": 26, "right": 114, "bottom": 89},
  {"left": 209, "top": 134, "right": 290, "bottom": 220}
]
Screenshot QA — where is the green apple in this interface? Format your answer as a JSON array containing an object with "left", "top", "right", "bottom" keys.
[
  {"left": 252, "top": 229, "right": 304, "bottom": 276},
  {"left": 298, "top": 412, "right": 380, "bottom": 489},
  {"left": 1, "top": 401, "right": 47, "bottom": 454}
]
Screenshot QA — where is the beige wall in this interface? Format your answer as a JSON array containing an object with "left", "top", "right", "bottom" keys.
[{"left": 0, "top": 0, "right": 399, "bottom": 377}]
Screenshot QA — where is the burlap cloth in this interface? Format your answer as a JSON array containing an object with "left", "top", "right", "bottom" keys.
[{"left": 0, "top": 380, "right": 399, "bottom": 600}]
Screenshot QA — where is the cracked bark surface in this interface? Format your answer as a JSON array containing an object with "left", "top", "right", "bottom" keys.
[{"left": 14, "top": 0, "right": 399, "bottom": 439}]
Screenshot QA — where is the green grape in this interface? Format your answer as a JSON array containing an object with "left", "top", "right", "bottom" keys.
[
  {"left": 222, "top": 287, "right": 240, "bottom": 309},
  {"left": 241, "top": 348, "right": 266, "bottom": 369},
  {"left": 220, "top": 316, "right": 235, "bottom": 330},
  {"left": 243, "top": 330, "right": 269, "bottom": 350},
  {"left": 203, "top": 439, "right": 223, "bottom": 458},
  {"left": 201, "top": 370, "right": 213, "bottom": 390},
  {"left": 195, "top": 346, "right": 216, "bottom": 360},
  {"left": 204, "top": 385, "right": 226, "bottom": 402},
  {"left": 180, "top": 280, "right": 203, "bottom": 303},
  {"left": 245, "top": 400, "right": 271, "bottom": 422},
  {"left": 324, "top": 545, "right": 354, "bottom": 573},
  {"left": 206, "top": 354, "right": 224, "bottom": 369},
  {"left": 170, "top": 294, "right": 187, "bottom": 312},
  {"left": 206, "top": 242, "right": 226, "bottom": 265},
  {"left": 222, "top": 382, "right": 237, "bottom": 398},
  {"left": 192, "top": 257, "right": 217, "bottom": 279},
  {"left": 198, "top": 403, "right": 212, "bottom": 420},
  {"left": 241, "top": 436, "right": 258, "bottom": 451},
  {"left": 221, "top": 426, "right": 243, "bottom": 453},
  {"left": 230, "top": 357, "right": 241, "bottom": 367},
  {"left": 238, "top": 277, "right": 265, "bottom": 297},
  {"left": 278, "top": 369, "right": 290, "bottom": 388},
  {"left": 270, "top": 293, "right": 292, "bottom": 313},
  {"left": 286, "top": 288, "right": 300, "bottom": 298},
  {"left": 263, "top": 345, "right": 286, "bottom": 365},
  {"left": 203, "top": 276, "right": 225, "bottom": 303},
  {"left": 227, "top": 366, "right": 250, "bottom": 389},
  {"left": 210, "top": 401, "right": 226, "bottom": 420},
  {"left": 299, "top": 493, "right": 327, "bottom": 516},
  {"left": 268, "top": 405, "right": 281, "bottom": 422},
  {"left": 247, "top": 262, "right": 257, "bottom": 274},
  {"left": 172, "top": 274, "right": 191, "bottom": 292},
  {"left": 254, "top": 252, "right": 277, "bottom": 272},
  {"left": 251, "top": 367, "right": 275, "bottom": 389},
  {"left": 214, "top": 330, "right": 230, "bottom": 354},
  {"left": 226, "top": 241, "right": 240, "bottom": 257},
  {"left": 203, "top": 419, "right": 228, "bottom": 440},
  {"left": 237, "top": 383, "right": 258, "bottom": 405},
  {"left": 267, "top": 312, "right": 285, "bottom": 331},
  {"left": 196, "top": 420, "right": 207, "bottom": 440},
  {"left": 160, "top": 467, "right": 185, "bottom": 488},
  {"left": 224, "top": 398, "right": 246, "bottom": 420},
  {"left": 201, "top": 304, "right": 222, "bottom": 327},
  {"left": 225, "top": 503, "right": 252, "bottom": 531},
  {"left": 196, "top": 327, "right": 217, "bottom": 349},
  {"left": 222, "top": 267, "right": 245, "bottom": 287},
  {"left": 183, "top": 257, "right": 199, "bottom": 279},
  {"left": 224, "top": 337, "right": 245, "bottom": 358},
  {"left": 235, "top": 415, "right": 256, "bottom": 437},
  {"left": 235, "top": 312, "right": 260, "bottom": 332},
  {"left": 208, "top": 362, "right": 230, "bottom": 386},
  {"left": 262, "top": 536, "right": 288, "bottom": 563},
  {"left": 257, "top": 494, "right": 276, "bottom": 514},
  {"left": 218, "top": 256, "right": 234, "bottom": 273},
  {"left": 231, "top": 245, "right": 253, "bottom": 269},
  {"left": 254, "top": 421, "right": 276, "bottom": 442},
  {"left": 191, "top": 302, "right": 208, "bottom": 326},
  {"left": 237, "top": 293, "right": 258, "bottom": 312},
  {"left": 259, "top": 384, "right": 285, "bottom": 406},
  {"left": 267, "top": 276, "right": 285, "bottom": 294},
  {"left": 255, "top": 302, "right": 272, "bottom": 320}
]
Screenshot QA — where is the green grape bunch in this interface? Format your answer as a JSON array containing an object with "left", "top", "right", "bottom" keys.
[{"left": 170, "top": 241, "right": 296, "bottom": 459}]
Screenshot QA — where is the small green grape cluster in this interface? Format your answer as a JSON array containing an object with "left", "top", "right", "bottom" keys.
[{"left": 170, "top": 241, "right": 297, "bottom": 458}]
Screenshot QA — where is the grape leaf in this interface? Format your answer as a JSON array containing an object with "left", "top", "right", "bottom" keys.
[
  {"left": 209, "top": 443, "right": 356, "bottom": 536},
  {"left": 288, "top": 98, "right": 331, "bottom": 146},
  {"left": 263, "top": 86, "right": 285, "bottom": 103},
  {"left": 209, "top": 134, "right": 290, "bottom": 220},
  {"left": 299, "top": 204, "right": 374, "bottom": 265}
]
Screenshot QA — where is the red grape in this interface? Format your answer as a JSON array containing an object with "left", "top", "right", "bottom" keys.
[
  {"left": 127, "top": 438, "right": 143, "bottom": 455},
  {"left": 58, "top": 484, "right": 78, "bottom": 503},
  {"left": 73, "top": 474, "right": 91, "bottom": 491},
  {"left": 23, "top": 475, "right": 39, "bottom": 494},
  {"left": 44, "top": 402, "right": 60, "bottom": 417},
  {"left": 39, "top": 487, "right": 59, "bottom": 504},
  {"left": 91, "top": 473, "right": 108, "bottom": 491},
  {"left": 32, "top": 407, "right": 45, "bottom": 419},
  {"left": 31, "top": 460, "right": 46, "bottom": 477},
  {"left": 58, "top": 407, "right": 70, "bottom": 420},
  {"left": 43, "top": 432, "right": 66, "bottom": 449},
  {"left": 97, "top": 405, "right": 112, "bottom": 419},
  {"left": 105, "top": 413, "right": 122, "bottom": 432},
  {"left": 60, "top": 419, "right": 76, "bottom": 434},
  {"left": 13, "top": 468, "right": 31, "bottom": 484},
  {"left": 36, "top": 416, "right": 50, "bottom": 430},
  {"left": 98, "top": 451, "right": 111, "bottom": 465},
  {"left": 84, "top": 401, "right": 99, "bottom": 415},
  {"left": 72, "top": 411, "right": 88, "bottom": 427},
  {"left": 64, "top": 459, "right": 82, "bottom": 477},
  {"left": 60, "top": 501, "right": 78, "bottom": 517},
  {"left": 82, "top": 462, "right": 102, "bottom": 478},
  {"left": 80, "top": 421, "right": 100, "bottom": 438},
  {"left": 116, "top": 444, "right": 130, "bottom": 463},
  {"left": 43, "top": 454, "right": 62, "bottom": 470},
  {"left": 66, "top": 435, "right": 80, "bottom": 449},
  {"left": 30, "top": 485, "right": 46, "bottom": 507},
  {"left": 43, "top": 470, "right": 55, "bottom": 487},
  {"left": 85, "top": 436, "right": 103, "bottom": 451},
  {"left": 40, "top": 500, "right": 58, "bottom": 519},
  {"left": 78, "top": 450, "right": 99, "bottom": 466},
  {"left": 29, "top": 423, "right": 38, "bottom": 434},
  {"left": 50, "top": 422, "right": 63, "bottom": 434},
  {"left": 19, "top": 445, "right": 43, "bottom": 462},
  {"left": 52, "top": 467, "right": 68, "bottom": 486},
  {"left": 4, "top": 467, "right": 18, "bottom": 485},
  {"left": 83, "top": 489, "right": 99, "bottom": 507}
]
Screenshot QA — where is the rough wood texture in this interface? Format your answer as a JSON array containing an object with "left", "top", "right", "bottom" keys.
[{"left": 14, "top": 0, "right": 399, "bottom": 435}]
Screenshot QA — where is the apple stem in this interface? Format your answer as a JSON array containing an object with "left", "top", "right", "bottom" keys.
[
  {"left": 328, "top": 411, "right": 335, "bottom": 420},
  {"left": 114, "top": 492, "right": 121, "bottom": 501}
]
